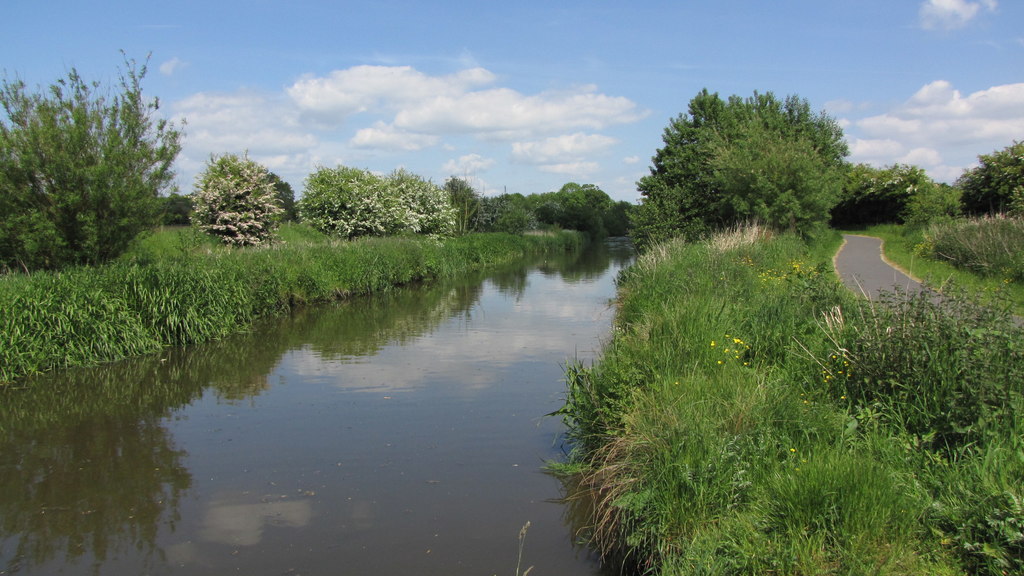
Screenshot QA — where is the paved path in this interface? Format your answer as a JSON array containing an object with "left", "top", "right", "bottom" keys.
[{"left": 833, "top": 234, "right": 924, "bottom": 300}]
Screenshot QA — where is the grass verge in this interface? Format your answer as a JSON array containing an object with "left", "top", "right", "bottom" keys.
[
  {"left": 552, "top": 225, "right": 1023, "bottom": 575},
  {"left": 0, "top": 228, "right": 584, "bottom": 384}
]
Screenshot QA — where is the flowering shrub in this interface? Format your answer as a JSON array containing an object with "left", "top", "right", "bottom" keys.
[
  {"left": 299, "top": 166, "right": 455, "bottom": 239},
  {"left": 191, "top": 153, "right": 283, "bottom": 246}
]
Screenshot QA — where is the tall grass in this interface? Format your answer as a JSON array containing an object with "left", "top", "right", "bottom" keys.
[
  {"left": 0, "top": 229, "right": 584, "bottom": 383},
  {"left": 553, "top": 226, "right": 1022, "bottom": 575},
  {"left": 922, "top": 214, "right": 1024, "bottom": 282}
]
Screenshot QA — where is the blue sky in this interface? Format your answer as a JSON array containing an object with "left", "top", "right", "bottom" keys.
[{"left": 5, "top": 0, "right": 1022, "bottom": 202}]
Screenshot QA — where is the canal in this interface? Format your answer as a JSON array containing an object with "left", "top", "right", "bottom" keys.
[{"left": 0, "top": 239, "right": 633, "bottom": 575}]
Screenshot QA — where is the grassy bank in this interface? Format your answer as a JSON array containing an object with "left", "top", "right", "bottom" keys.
[
  {"left": 554, "top": 226, "right": 1023, "bottom": 575},
  {"left": 0, "top": 228, "right": 584, "bottom": 384}
]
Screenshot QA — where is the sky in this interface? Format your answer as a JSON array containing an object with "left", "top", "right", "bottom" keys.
[{"left": 4, "top": 0, "right": 1022, "bottom": 202}]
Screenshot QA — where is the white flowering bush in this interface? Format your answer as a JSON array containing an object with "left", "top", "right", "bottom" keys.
[
  {"left": 387, "top": 169, "right": 456, "bottom": 236},
  {"left": 299, "top": 166, "right": 456, "bottom": 239},
  {"left": 191, "top": 153, "right": 283, "bottom": 246}
]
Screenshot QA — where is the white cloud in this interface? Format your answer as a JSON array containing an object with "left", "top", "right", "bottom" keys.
[
  {"left": 349, "top": 122, "right": 439, "bottom": 151},
  {"left": 538, "top": 161, "right": 600, "bottom": 177},
  {"left": 511, "top": 133, "right": 616, "bottom": 164},
  {"left": 287, "top": 65, "right": 496, "bottom": 123},
  {"left": 169, "top": 65, "right": 644, "bottom": 195},
  {"left": 159, "top": 57, "right": 187, "bottom": 76},
  {"left": 898, "top": 147, "right": 944, "bottom": 166},
  {"left": 623, "top": 156, "right": 641, "bottom": 165},
  {"left": 843, "top": 80, "right": 1024, "bottom": 181},
  {"left": 395, "top": 86, "right": 644, "bottom": 139},
  {"left": 919, "top": 0, "right": 997, "bottom": 30},
  {"left": 442, "top": 153, "right": 495, "bottom": 176}
]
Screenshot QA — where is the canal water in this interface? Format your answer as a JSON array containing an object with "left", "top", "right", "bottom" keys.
[{"left": 0, "top": 239, "right": 633, "bottom": 576}]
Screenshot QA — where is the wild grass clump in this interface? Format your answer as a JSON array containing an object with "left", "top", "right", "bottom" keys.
[
  {"left": 0, "top": 229, "right": 583, "bottom": 383},
  {"left": 554, "top": 224, "right": 1019, "bottom": 574},
  {"left": 921, "top": 214, "right": 1024, "bottom": 282}
]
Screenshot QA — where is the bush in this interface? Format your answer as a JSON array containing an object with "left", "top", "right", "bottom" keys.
[
  {"left": 299, "top": 166, "right": 455, "bottom": 239},
  {"left": 0, "top": 55, "right": 182, "bottom": 271},
  {"left": 191, "top": 153, "right": 283, "bottom": 246}
]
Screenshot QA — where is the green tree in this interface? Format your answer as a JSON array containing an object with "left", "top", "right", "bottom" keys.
[
  {"left": 268, "top": 173, "right": 297, "bottom": 222},
  {"left": 712, "top": 124, "right": 842, "bottom": 234},
  {"left": 444, "top": 176, "right": 480, "bottom": 234},
  {"left": 604, "top": 201, "right": 633, "bottom": 237},
  {"left": 191, "top": 153, "right": 283, "bottom": 246},
  {"left": 158, "top": 193, "right": 193, "bottom": 226},
  {"left": 632, "top": 89, "right": 847, "bottom": 248},
  {"left": 474, "top": 193, "right": 535, "bottom": 234},
  {"left": 958, "top": 140, "right": 1024, "bottom": 215},
  {"left": 0, "top": 55, "right": 182, "bottom": 270}
]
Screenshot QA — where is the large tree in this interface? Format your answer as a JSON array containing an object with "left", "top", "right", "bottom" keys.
[
  {"left": 0, "top": 55, "right": 182, "bottom": 270},
  {"left": 631, "top": 89, "right": 847, "bottom": 248}
]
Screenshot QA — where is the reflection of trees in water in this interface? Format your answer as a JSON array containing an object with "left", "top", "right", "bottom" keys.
[
  {"left": 0, "top": 242, "right": 632, "bottom": 573},
  {"left": 0, "top": 261, "right": 491, "bottom": 573},
  {"left": 0, "top": 415, "right": 190, "bottom": 573},
  {"left": 538, "top": 238, "right": 635, "bottom": 284}
]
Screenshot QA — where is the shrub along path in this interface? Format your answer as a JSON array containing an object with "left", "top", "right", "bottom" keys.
[{"left": 833, "top": 234, "right": 923, "bottom": 299}]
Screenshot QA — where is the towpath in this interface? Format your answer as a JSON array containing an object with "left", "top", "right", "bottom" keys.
[{"left": 833, "top": 234, "right": 924, "bottom": 300}]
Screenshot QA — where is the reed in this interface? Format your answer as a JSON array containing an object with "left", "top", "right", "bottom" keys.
[{"left": 0, "top": 229, "right": 583, "bottom": 383}]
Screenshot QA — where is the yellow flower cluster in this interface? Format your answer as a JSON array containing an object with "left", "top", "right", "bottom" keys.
[
  {"left": 757, "top": 260, "right": 817, "bottom": 283},
  {"left": 711, "top": 334, "right": 752, "bottom": 366},
  {"left": 821, "top": 351, "right": 853, "bottom": 385}
]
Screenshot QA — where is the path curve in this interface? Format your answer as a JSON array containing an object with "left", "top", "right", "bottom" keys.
[{"left": 833, "top": 234, "right": 924, "bottom": 300}]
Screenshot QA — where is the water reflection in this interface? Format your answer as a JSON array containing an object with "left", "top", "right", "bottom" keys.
[{"left": 0, "top": 240, "right": 633, "bottom": 575}]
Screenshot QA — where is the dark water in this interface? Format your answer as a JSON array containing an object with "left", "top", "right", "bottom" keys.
[{"left": 0, "top": 240, "right": 633, "bottom": 576}]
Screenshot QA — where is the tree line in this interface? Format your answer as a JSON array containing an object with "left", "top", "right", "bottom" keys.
[
  {"left": 0, "top": 60, "right": 628, "bottom": 272},
  {"left": 631, "top": 88, "right": 1023, "bottom": 249},
  {"left": 3, "top": 58, "right": 1021, "bottom": 270}
]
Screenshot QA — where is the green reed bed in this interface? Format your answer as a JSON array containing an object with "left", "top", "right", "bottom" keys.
[
  {"left": 554, "top": 226, "right": 1023, "bottom": 575},
  {"left": 0, "top": 230, "right": 583, "bottom": 383}
]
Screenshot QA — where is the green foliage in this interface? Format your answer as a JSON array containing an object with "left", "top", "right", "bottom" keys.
[
  {"left": 268, "top": 172, "right": 297, "bottom": 222},
  {"left": 191, "top": 153, "right": 283, "bottom": 246},
  {"left": 822, "top": 288, "right": 1023, "bottom": 451},
  {"left": 474, "top": 193, "right": 537, "bottom": 234},
  {"left": 0, "top": 55, "right": 182, "bottom": 271},
  {"left": 531, "top": 182, "right": 614, "bottom": 239},
  {"left": 712, "top": 123, "right": 841, "bottom": 235},
  {"left": 299, "top": 166, "right": 456, "bottom": 239},
  {"left": 632, "top": 89, "right": 847, "bottom": 249},
  {"left": 157, "top": 193, "right": 193, "bottom": 226},
  {"left": 444, "top": 176, "right": 480, "bottom": 235},
  {"left": 958, "top": 140, "right": 1024, "bottom": 215},
  {"left": 921, "top": 215, "right": 1024, "bottom": 282},
  {"left": 831, "top": 163, "right": 955, "bottom": 227}
]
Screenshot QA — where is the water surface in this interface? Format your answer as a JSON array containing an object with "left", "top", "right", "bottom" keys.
[{"left": 0, "top": 240, "right": 633, "bottom": 575}]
